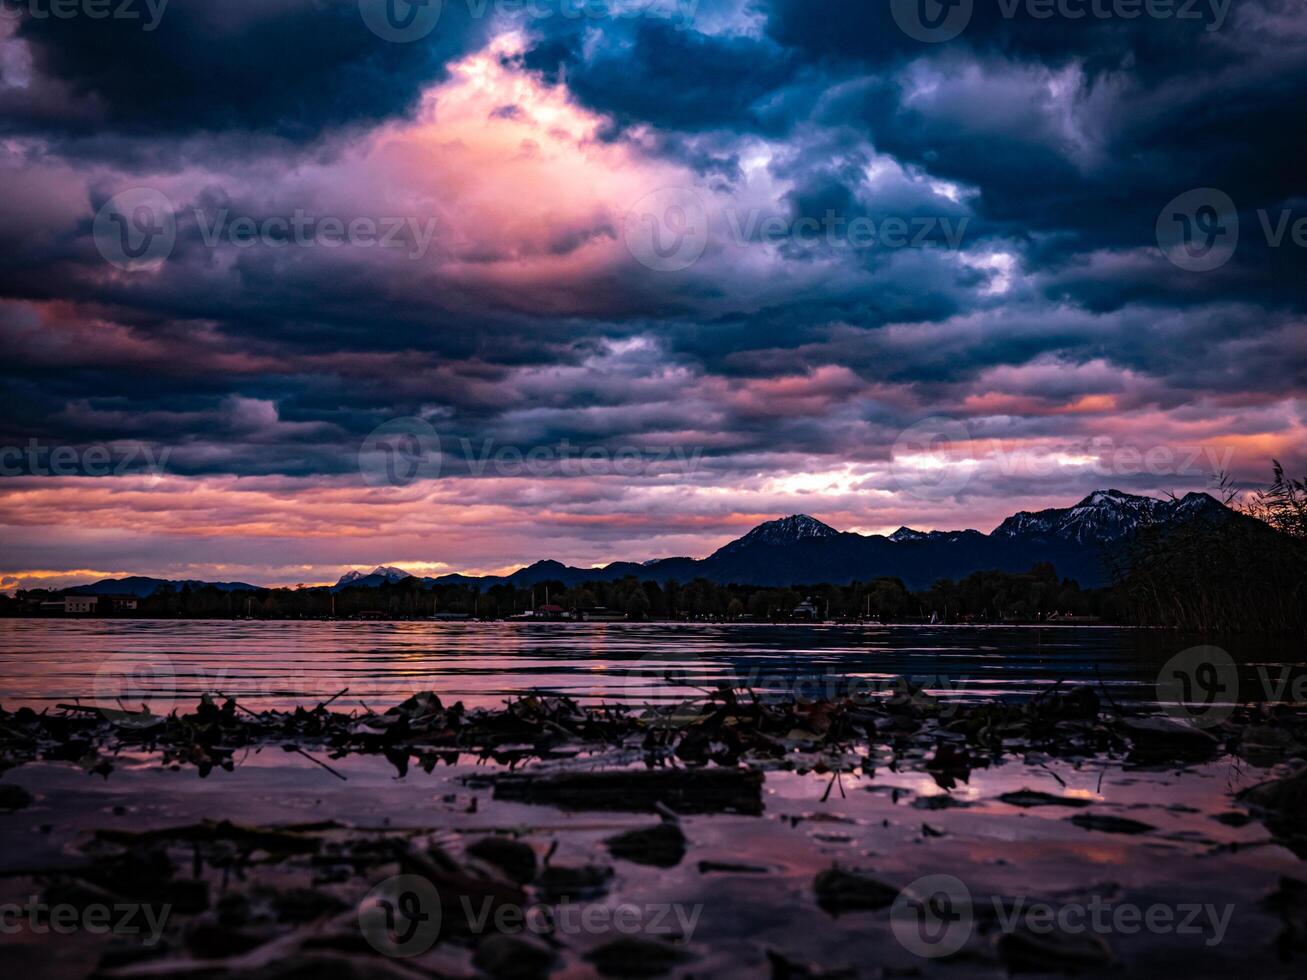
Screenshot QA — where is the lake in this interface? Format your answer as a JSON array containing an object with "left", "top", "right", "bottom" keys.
[
  {"left": 2, "top": 620, "right": 1306, "bottom": 978},
  {"left": 0, "top": 619, "right": 1299, "bottom": 714}
]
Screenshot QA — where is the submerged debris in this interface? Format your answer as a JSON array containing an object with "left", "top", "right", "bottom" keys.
[
  {"left": 584, "top": 936, "right": 693, "bottom": 978},
  {"left": 2, "top": 680, "right": 1301, "bottom": 790},
  {"left": 474, "top": 933, "right": 556, "bottom": 980},
  {"left": 999, "top": 789, "right": 1093, "bottom": 809},
  {"left": 1068, "top": 813, "right": 1157, "bottom": 835},
  {"left": 494, "top": 768, "right": 764, "bottom": 815},
  {"left": 604, "top": 822, "right": 688, "bottom": 867},
  {"left": 1, "top": 679, "right": 1304, "bottom": 978},
  {"left": 996, "top": 923, "right": 1115, "bottom": 972},
  {"left": 466, "top": 835, "right": 539, "bottom": 885},
  {"left": 813, "top": 867, "right": 899, "bottom": 914}
]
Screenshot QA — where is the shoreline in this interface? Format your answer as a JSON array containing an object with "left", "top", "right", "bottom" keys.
[{"left": 2, "top": 684, "right": 1304, "bottom": 977}]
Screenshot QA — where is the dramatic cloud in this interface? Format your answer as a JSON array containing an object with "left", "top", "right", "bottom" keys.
[{"left": 1, "top": 1, "right": 1305, "bottom": 588}]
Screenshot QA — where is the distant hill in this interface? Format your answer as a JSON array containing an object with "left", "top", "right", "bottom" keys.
[
  {"left": 328, "top": 489, "right": 1237, "bottom": 591},
  {"left": 66, "top": 576, "right": 260, "bottom": 598},
  {"left": 59, "top": 489, "right": 1241, "bottom": 596}
]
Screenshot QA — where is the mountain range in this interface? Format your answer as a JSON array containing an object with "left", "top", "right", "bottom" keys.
[{"left": 62, "top": 488, "right": 1233, "bottom": 597}]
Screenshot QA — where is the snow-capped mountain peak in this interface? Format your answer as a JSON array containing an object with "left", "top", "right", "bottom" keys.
[
  {"left": 888, "top": 526, "right": 982, "bottom": 544},
  {"left": 713, "top": 514, "right": 838, "bottom": 556},
  {"left": 888, "top": 526, "right": 929, "bottom": 542},
  {"left": 993, "top": 489, "right": 1225, "bottom": 543},
  {"left": 335, "top": 565, "right": 412, "bottom": 587}
]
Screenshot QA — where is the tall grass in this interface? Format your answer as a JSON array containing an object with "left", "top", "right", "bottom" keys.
[{"left": 1108, "top": 461, "right": 1307, "bottom": 632}]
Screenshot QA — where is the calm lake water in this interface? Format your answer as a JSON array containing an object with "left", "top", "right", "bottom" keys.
[
  {"left": 3, "top": 620, "right": 1305, "bottom": 980},
  {"left": 0, "top": 620, "right": 1298, "bottom": 714}
]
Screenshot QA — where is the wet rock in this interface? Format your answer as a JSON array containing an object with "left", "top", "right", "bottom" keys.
[
  {"left": 398, "top": 842, "right": 527, "bottom": 937},
  {"left": 996, "top": 924, "right": 1114, "bottom": 971},
  {"left": 1239, "top": 764, "right": 1307, "bottom": 812},
  {"left": 535, "top": 862, "right": 614, "bottom": 901},
  {"left": 467, "top": 836, "right": 538, "bottom": 884},
  {"left": 1237, "top": 724, "right": 1304, "bottom": 766},
  {"left": 1120, "top": 717, "right": 1220, "bottom": 760},
  {"left": 1263, "top": 876, "right": 1307, "bottom": 956},
  {"left": 912, "top": 794, "right": 970, "bottom": 810},
  {"left": 494, "top": 767, "right": 764, "bottom": 814},
  {"left": 1211, "top": 811, "right": 1254, "bottom": 827},
  {"left": 813, "top": 868, "right": 899, "bottom": 914},
  {"left": 473, "top": 933, "right": 555, "bottom": 979},
  {"left": 0, "top": 782, "right": 34, "bottom": 811},
  {"left": 999, "top": 789, "right": 1092, "bottom": 809},
  {"left": 698, "top": 860, "right": 771, "bottom": 874},
  {"left": 766, "top": 949, "right": 856, "bottom": 979},
  {"left": 585, "top": 936, "right": 692, "bottom": 977},
  {"left": 604, "top": 822, "right": 687, "bottom": 868},
  {"left": 1237, "top": 765, "right": 1307, "bottom": 857},
  {"left": 1067, "top": 813, "right": 1156, "bottom": 835}
]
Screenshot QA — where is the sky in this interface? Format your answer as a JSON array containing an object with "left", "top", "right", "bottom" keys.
[{"left": 1, "top": 0, "right": 1305, "bottom": 590}]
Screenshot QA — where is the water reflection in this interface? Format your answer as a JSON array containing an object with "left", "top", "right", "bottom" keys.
[{"left": 0, "top": 620, "right": 1298, "bottom": 714}]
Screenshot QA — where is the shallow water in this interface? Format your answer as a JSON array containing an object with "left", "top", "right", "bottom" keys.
[
  {"left": 2, "top": 620, "right": 1304, "bottom": 978},
  {"left": 0, "top": 620, "right": 1299, "bottom": 713}
]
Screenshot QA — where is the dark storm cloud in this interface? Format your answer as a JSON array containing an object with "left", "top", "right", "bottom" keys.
[
  {"left": 765, "top": 0, "right": 1236, "bottom": 75},
  {"left": 520, "top": 17, "right": 800, "bottom": 134},
  {"left": 3, "top": 0, "right": 490, "bottom": 141},
  {"left": 0, "top": 0, "right": 1304, "bottom": 494}
]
